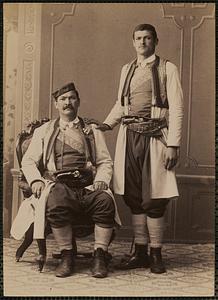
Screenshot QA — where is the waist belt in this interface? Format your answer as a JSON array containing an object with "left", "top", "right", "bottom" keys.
[
  {"left": 126, "top": 117, "right": 167, "bottom": 136},
  {"left": 44, "top": 168, "right": 94, "bottom": 189}
]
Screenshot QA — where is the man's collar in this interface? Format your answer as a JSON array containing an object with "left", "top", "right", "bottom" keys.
[
  {"left": 137, "top": 53, "right": 156, "bottom": 68},
  {"left": 59, "top": 116, "right": 80, "bottom": 129}
]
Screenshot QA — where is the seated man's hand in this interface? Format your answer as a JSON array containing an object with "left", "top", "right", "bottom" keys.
[
  {"left": 93, "top": 181, "right": 108, "bottom": 191},
  {"left": 31, "top": 180, "right": 45, "bottom": 198},
  {"left": 164, "top": 147, "right": 178, "bottom": 170}
]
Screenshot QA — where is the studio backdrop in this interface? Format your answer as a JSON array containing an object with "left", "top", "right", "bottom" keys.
[{"left": 4, "top": 3, "right": 215, "bottom": 242}]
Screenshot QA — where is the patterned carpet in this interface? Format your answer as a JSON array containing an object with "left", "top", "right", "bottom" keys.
[{"left": 3, "top": 237, "right": 215, "bottom": 297}]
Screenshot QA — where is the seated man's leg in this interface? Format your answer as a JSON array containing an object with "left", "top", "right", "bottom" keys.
[
  {"left": 46, "top": 182, "right": 81, "bottom": 277},
  {"left": 83, "top": 190, "right": 115, "bottom": 278}
]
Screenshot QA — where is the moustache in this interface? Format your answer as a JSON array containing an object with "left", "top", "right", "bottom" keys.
[{"left": 63, "top": 105, "right": 74, "bottom": 110}]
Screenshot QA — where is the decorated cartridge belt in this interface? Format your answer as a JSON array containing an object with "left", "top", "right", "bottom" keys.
[{"left": 126, "top": 118, "right": 167, "bottom": 136}]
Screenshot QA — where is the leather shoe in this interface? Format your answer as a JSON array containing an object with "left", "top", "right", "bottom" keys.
[
  {"left": 150, "top": 247, "right": 166, "bottom": 274},
  {"left": 116, "top": 244, "right": 150, "bottom": 270},
  {"left": 91, "top": 248, "right": 108, "bottom": 278},
  {"left": 55, "top": 249, "right": 74, "bottom": 277}
]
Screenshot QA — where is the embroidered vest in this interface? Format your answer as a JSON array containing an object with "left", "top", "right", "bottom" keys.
[
  {"left": 121, "top": 55, "right": 169, "bottom": 109},
  {"left": 44, "top": 117, "right": 96, "bottom": 170},
  {"left": 54, "top": 127, "right": 87, "bottom": 170},
  {"left": 128, "top": 63, "right": 153, "bottom": 117}
]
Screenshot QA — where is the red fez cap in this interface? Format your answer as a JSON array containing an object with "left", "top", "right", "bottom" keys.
[{"left": 52, "top": 82, "right": 77, "bottom": 99}]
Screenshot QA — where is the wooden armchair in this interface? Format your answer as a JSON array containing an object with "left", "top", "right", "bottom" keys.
[{"left": 14, "top": 118, "right": 99, "bottom": 272}]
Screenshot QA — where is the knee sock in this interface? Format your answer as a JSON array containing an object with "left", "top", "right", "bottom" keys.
[
  {"left": 94, "top": 225, "right": 113, "bottom": 251},
  {"left": 51, "top": 225, "right": 73, "bottom": 251},
  {"left": 147, "top": 216, "right": 165, "bottom": 248},
  {"left": 132, "top": 214, "right": 149, "bottom": 245}
]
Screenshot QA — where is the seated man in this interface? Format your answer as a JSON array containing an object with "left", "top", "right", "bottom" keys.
[{"left": 19, "top": 81, "right": 121, "bottom": 278}]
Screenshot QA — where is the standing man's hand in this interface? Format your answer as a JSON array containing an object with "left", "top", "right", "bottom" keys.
[
  {"left": 93, "top": 181, "right": 108, "bottom": 191},
  {"left": 96, "top": 123, "right": 112, "bottom": 131},
  {"left": 164, "top": 147, "right": 179, "bottom": 170},
  {"left": 83, "top": 118, "right": 111, "bottom": 132},
  {"left": 31, "top": 181, "right": 45, "bottom": 198}
]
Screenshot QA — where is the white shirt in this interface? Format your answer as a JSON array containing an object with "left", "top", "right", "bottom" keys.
[
  {"left": 59, "top": 116, "right": 80, "bottom": 130},
  {"left": 137, "top": 53, "right": 156, "bottom": 67}
]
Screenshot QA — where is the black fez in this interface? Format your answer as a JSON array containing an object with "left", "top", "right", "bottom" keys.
[{"left": 52, "top": 82, "right": 78, "bottom": 99}]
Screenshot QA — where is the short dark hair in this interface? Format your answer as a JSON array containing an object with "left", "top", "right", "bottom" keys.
[
  {"left": 133, "top": 24, "right": 158, "bottom": 40},
  {"left": 52, "top": 81, "right": 80, "bottom": 101}
]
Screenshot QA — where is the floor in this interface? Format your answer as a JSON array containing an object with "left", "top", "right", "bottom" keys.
[{"left": 3, "top": 237, "right": 215, "bottom": 297}]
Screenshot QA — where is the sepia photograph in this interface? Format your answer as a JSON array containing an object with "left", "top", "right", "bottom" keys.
[{"left": 3, "top": 2, "right": 215, "bottom": 297}]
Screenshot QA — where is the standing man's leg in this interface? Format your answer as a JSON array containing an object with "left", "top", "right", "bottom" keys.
[
  {"left": 146, "top": 199, "right": 170, "bottom": 273},
  {"left": 120, "top": 130, "right": 170, "bottom": 273},
  {"left": 118, "top": 131, "right": 150, "bottom": 269},
  {"left": 117, "top": 213, "right": 150, "bottom": 269}
]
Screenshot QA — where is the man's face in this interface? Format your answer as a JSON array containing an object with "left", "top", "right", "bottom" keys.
[
  {"left": 55, "top": 90, "right": 80, "bottom": 119},
  {"left": 133, "top": 30, "right": 157, "bottom": 58}
]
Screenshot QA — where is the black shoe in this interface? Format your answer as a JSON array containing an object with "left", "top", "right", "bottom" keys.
[
  {"left": 150, "top": 247, "right": 166, "bottom": 274},
  {"left": 116, "top": 244, "right": 150, "bottom": 270},
  {"left": 91, "top": 248, "right": 108, "bottom": 278},
  {"left": 55, "top": 249, "right": 74, "bottom": 277}
]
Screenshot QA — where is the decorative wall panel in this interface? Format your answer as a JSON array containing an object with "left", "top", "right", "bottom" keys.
[
  {"left": 162, "top": 3, "right": 215, "bottom": 173},
  {"left": 162, "top": 3, "right": 215, "bottom": 241},
  {"left": 10, "top": 4, "right": 42, "bottom": 225},
  {"left": 3, "top": 5, "right": 18, "bottom": 236}
]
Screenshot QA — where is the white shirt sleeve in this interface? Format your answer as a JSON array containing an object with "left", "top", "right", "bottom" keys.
[{"left": 166, "top": 62, "right": 184, "bottom": 147}]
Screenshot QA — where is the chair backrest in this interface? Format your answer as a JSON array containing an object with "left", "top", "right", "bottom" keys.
[{"left": 16, "top": 118, "right": 50, "bottom": 168}]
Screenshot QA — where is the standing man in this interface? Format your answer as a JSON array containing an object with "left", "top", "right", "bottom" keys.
[
  {"left": 96, "top": 24, "right": 183, "bottom": 273},
  {"left": 19, "top": 82, "right": 121, "bottom": 278}
]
